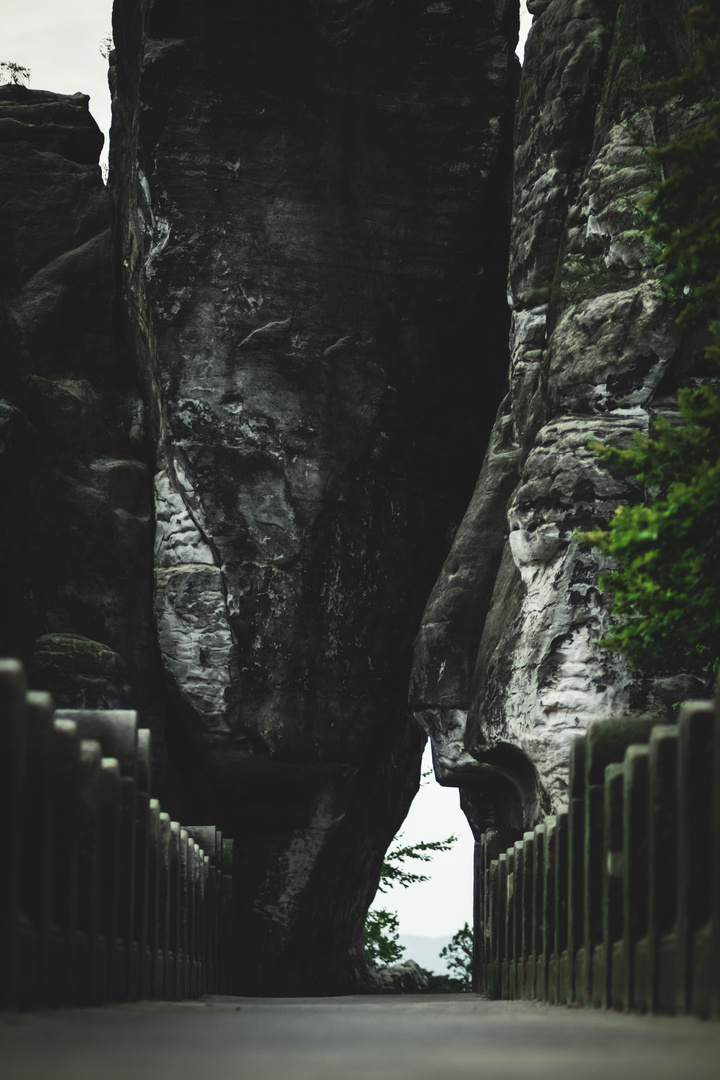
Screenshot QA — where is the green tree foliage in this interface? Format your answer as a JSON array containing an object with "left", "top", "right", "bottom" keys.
[
  {"left": 364, "top": 908, "right": 404, "bottom": 966},
  {"left": 579, "top": 1, "right": 720, "bottom": 675},
  {"left": 0, "top": 61, "right": 31, "bottom": 86},
  {"left": 363, "top": 833, "right": 456, "bottom": 968},
  {"left": 581, "top": 387, "right": 720, "bottom": 671},
  {"left": 375, "top": 836, "right": 457, "bottom": 892},
  {"left": 438, "top": 922, "right": 473, "bottom": 991},
  {"left": 645, "top": 2, "right": 720, "bottom": 328}
]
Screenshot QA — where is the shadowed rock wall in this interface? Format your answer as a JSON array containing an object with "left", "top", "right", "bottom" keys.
[
  {"left": 0, "top": 86, "right": 165, "bottom": 742},
  {"left": 412, "top": 0, "right": 709, "bottom": 835},
  {"left": 110, "top": 0, "right": 517, "bottom": 992}
]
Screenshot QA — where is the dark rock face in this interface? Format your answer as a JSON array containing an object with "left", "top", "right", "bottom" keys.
[
  {"left": 0, "top": 86, "right": 163, "bottom": 746},
  {"left": 110, "top": 0, "right": 517, "bottom": 992},
  {"left": 411, "top": 0, "right": 708, "bottom": 827}
]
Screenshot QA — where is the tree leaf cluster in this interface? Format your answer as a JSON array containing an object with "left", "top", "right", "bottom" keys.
[
  {"left": 375, "top": 835, "right": 456, "bottom": 893},
  {"left": 0, "top": 61, "right": 30, "bottom": 86},
  {"left": 582, "top": 373, "right": 720, "bottom": 671},
  {"left": 363, "top": 833, "right": 456, "bottom": 968},
  {"left": 363, "top": 907, "right": 404, "bottom": 966},
  {"left": 644, "top": 3, "right": 720, "bottom": 327},
  {"left": 578, "top": 1, "right": 720, "bottom": 676},
  {"left": 438, "top": 922, "right": 473, "bottom": 990}
]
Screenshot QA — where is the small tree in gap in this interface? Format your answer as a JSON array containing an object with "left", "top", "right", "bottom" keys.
[
  {"left": 1, "top": 61, "right": 31, "bottom": 86},
  {"left": 364, "top": 834, "right": 456, "bottom": 967}
]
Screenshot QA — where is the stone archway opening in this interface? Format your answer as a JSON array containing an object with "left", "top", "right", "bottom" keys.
[{"left": 367, "top": 742, "right": 476, "bottom": 979}]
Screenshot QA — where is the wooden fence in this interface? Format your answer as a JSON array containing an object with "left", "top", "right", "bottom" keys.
[
  {"left": 475, "top": 696, "right": 720, "bottom": 1017},
  {"left": 0, "top": 658, "right": 234, "bottom": 1009}
]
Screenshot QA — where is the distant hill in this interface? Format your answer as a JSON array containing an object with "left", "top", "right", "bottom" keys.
[{"left": 397, "top": 934, "right": 453, "bottom": 974}]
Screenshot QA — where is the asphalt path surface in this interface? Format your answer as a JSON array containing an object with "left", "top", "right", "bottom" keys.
[{"left": 2, "top": 994, "right": 720, "bottom": 1080}]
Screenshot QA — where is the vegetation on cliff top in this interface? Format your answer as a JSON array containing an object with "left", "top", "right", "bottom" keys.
[{"left": 579, "top": 1, "right": 720, "bottom": 676}]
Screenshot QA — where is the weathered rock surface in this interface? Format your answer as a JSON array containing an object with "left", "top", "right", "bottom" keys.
[
  {"left": 378, "top": 959, "right": 431, "bottom": 994},
  {"left": 411, "top": 0, "right": 709, "bottom": 825},
  {"left": 110, "top": 0, "right": 517, "bottom": 992},
  {"left": 0, "top": 85, "right": 164, "bottom": 751}
]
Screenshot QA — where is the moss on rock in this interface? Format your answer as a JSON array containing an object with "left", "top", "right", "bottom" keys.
[{"left": 29, "top": 633, "right": 133, "bottom": 708}]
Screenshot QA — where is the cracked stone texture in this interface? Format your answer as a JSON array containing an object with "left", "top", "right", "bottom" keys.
[
  {"left": 411, "top": 0, "right": 709, "bottom": 823},
  {"left": 110, "top": 0, "right": 517, "bottom": 993},
  {"left": 0, "top": 86, "right": 165, "bottom": 735}
]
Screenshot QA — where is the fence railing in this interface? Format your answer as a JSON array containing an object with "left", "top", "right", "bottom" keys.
[
  {"left": 476, "top": 696, "right": 720, "bottom": 1018},
  {"left": 0, "top": 658, "right": 234, "bottom": 1009}
]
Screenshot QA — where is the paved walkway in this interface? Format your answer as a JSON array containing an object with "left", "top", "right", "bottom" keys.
[{"left": 2, "top": 995, "right": 720, "bottom": 1080}]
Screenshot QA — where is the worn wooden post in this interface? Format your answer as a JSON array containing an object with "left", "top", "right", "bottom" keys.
[
  {"left": 0, "top": 660, "right": 27, "bottom": 1010},
  {"left": 477, "top": 829, "right": 520, "bottom": 996},
  {"left": 502, "top": 846, "right": 516, "bottom": 998},
  {"left": 593, "top": 762, "right": 624, "bottom": 1009},
  {"left": 56, "top": 710, "right": 139, "bottom": 1002},
  {"left": 581, "top": 750, "right": 605, "bottom": 1006},
  {"left": 132, "top": 730, "right": 152, "bottom": 1001},
  {"left": 675, "top": 703, "right": 715, "bottom": 1016},
  {"left": 144, "top": 800, "right": 161, "bottom": 999},
  {"left": 474, "top": 835, "right": 488, "bottom": 994},
  {"left": 581, "top": 717, "right": 657, "bottom": 1007},
  {"left": 551, "top": 808, "right": 569, "bottom": 1005},
  {"left": 486, "top": 858, "right": 499, "bottom": 998},
  {"left": 75, "top": 739, "right": 103, "bottom": 1005},
  {"left": 532, "top": 823, "right": 546, "bottom": 1002},
  {"left": 521, "top": 831, "right": 535, "bottom": 999},
  {"left": 47, "top": 719, "right": 84, "bottom": 1006},
  {"left": 511, "top": 839, "right": 524, "bottom": 998},
  {"left": 498, "top": 852, "right": 509, "bottom": 998},
  {"left": 687, "top": 705, "right": 717, "bottom": 1019},
  {"left": 564, "top": 735, "right": 585, "bottom": 1005},
  {"left": 189, "top": 827, "right": 221, "bottom": 994},
  {"left": 656, "top": 703, "right": 715, "bottom": 1014},
  {"left": 178, "top": 828, "right": 190, "bottom": 1000},
  {"left": 634, "top": 725, "right": 678, "bottom": 1014},
  {"left": 17, "top": 691, "right": 55, "bottom": 1008},
  {"left": 209, "top": 851, "right": 220, "bottom": 993},
  {"left": 505, "top": 845, "right": 516, "bottom": 998},
  {"left": 200, "top": 854, "right": 210, "bottom": 996},
  {"left": 189, "top": 840, "right": 200, "bottom": 998},
  {"left": 221, "top": 838, "right": 234, "bottom": 993},
  {"left": 540, "top": 818, "right": 557, "bottom": 1003},
  {"left": 713, "top": 686, "right": 720, "bottom": 1020},
  {"left": 618, "top": 744, "right": 650, "bottom": 1013},
  {"left": 156, "top": 811, "right": 172, "bottom": 999},
  {"left": 96, "top": 757, "right": 122, "bottom": 1003},
  {"left": 167, "top": 821, "right": 181, "bottom": 1000}
]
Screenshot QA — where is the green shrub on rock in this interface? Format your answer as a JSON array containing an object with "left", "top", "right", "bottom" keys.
[
  {"left": 579, "top": 1, "right": 720, "bottom": 677},
  {"left": 581, "top": 378, "right": 720, "bottom": 672}
]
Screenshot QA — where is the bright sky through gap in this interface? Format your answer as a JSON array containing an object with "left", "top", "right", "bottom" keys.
[
  {"left": 371, "top": 743, "right": 475, "bottom": 938},
  {"left": 517, "top": 2, "right": 533, "bottom": 64},
  {"left": 2, "top": 0, "right": 114, "bottom": 168}
]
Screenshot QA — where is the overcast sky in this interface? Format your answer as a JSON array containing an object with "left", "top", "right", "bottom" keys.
[
  {"left": 2, "top": 0, "right": 532, "bottom": 946},
  {"left": 2, "top": 1, "right": 114, "bottom": 165}
]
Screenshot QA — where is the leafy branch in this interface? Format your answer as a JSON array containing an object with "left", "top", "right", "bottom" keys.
[
  {"left": 577, "top": 0, "right": 720, "bottom": 676},
  {"left": 1, "top": 61, "right": 30, "bottom": 86}
]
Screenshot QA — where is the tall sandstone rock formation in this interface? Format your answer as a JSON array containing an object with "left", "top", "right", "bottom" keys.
[
  {"left": 0, "top": 86, "right": 164, "bottom": 731},
  {"left": 412, "top": 0, "right": 709, "bottom": 839},
  {"left": 110, "top": 0, "right": 517, "bottom": 992}
]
